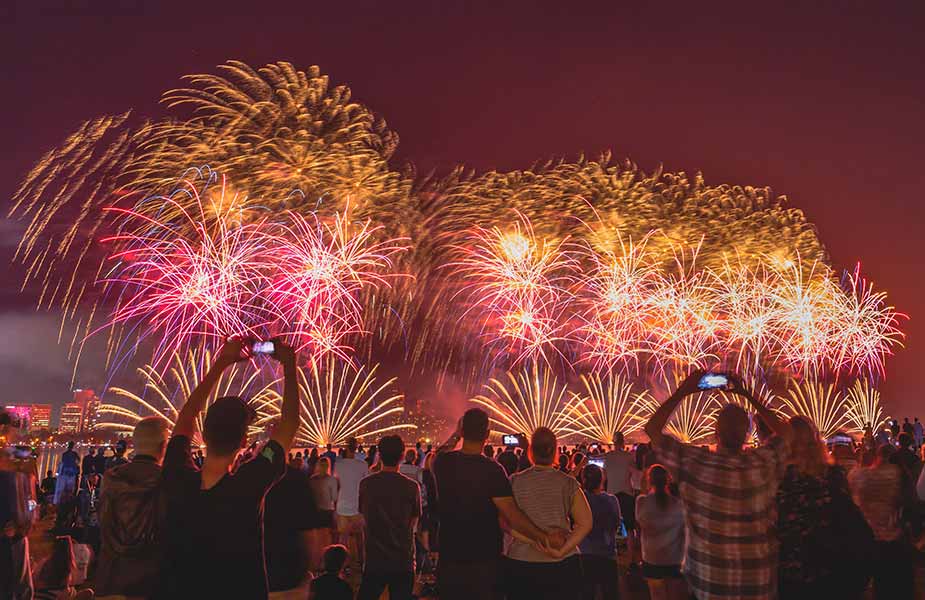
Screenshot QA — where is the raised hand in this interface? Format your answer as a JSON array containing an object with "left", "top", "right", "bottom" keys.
[
  {"left": 216, "top": 337, "right": 248, "bottom": 368},
  {"left": 270, "top": 337, "right": 296, "bottom": 367},
  {"left": 677, "top": 369, "right": 707, "bottom": 397}
]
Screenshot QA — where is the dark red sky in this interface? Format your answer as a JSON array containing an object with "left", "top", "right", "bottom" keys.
[{"left": 1, "top": 1, "right": 923, "bottom": 417}]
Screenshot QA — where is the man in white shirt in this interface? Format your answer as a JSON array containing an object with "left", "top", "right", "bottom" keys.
[
  {"left": 335, "top": 436, "right": 368, "bottom": 590},
  {"left": 603, "top": 432, "right": 637, "bottom": 531}
]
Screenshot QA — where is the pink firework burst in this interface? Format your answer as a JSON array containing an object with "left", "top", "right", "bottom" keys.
[{"left": 265, "top": 209, "right": 407, "bottom": 359}]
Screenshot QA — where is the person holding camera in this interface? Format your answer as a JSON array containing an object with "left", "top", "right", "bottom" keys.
[
  {"left": 644, "top": 371, "right": 792, "bottom": 600},
  {"left": 160, "top": 338, "right": 300, "bottom": 600}
]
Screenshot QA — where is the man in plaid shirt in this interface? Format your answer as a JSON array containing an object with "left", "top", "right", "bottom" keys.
[{"left": 644, "top": 371, "right": 792, "bottom": 600}]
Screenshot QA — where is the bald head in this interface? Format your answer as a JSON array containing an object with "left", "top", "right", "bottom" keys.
[
  {"left": 133, "top": 417, "right": 170, "bottom": 463},
  {"left": 715, "top": 404, "right": 749, "bottom": 450}
]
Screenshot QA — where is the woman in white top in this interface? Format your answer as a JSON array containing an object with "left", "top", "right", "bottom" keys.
[
  {"left": 635, "top": 464, "right": 688, "bottom": 600},
  {"left": 506, "top": 427, "right": 593, "bottom": 600}
]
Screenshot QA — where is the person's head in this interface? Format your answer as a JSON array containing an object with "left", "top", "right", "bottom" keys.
[
  {"left": 290, "top": 456, "right": 304, "bottom": 470},
  {"left": 46, "top": 470, "right": 52, "bottom": 478},
  {"left": 461, "top": 408, "right": 490, "bottom": 443},
  {"left": 612, "top": 431, "right": 625, "bottom": 450},
  {"left": 404, "top": 449, "right": 418, "bottom": 465},
  {"left": 88, "top": 447, "right": 96, "bottom": 456},
  {"left": 202, "top": 396, "right": 255, "bottom": 457},
  {"left": 646, "top": 464, "right": 673, "bottom": 508},
  {"left": 322, "top": 544, "right": 349, "bottom": 575},
  {"left": 582, "top": 463, "right": 604, "bottom": 493},
  {"left": 378, "top": 435, "right": 404, "bottom": 468},
  {"left": 416, "top": 441, "right": 422, "bottom": 450},
  {"left": 37, "top": 536, "right": 76, "bottom": 589},
  {"left": 317, "top": 456, "right": 332, "bottom": 476},
  {"left": 788, "top": 416, "right": 830, "bottom": 477},
  {"left": 309, "top": 447, "right": 318, "bottom": 459},
  {"left": 327, "top": 443, "right": 333, "bottom": 451},
  {"left": 296, "top": 451, "right": 303, "bottom": 459},
  {"left": 572, "top": 452, "right": 585, "bottom": 468},
  {"left": 904, "top": 417, "right": 910, "bottom": 423},
  {"left": 483, "top": 444, "right": 494, "bottom": 459},
  {"left": 133, "top": 417, "right": 170, "bottom": 463},
  {"left": 66, "top": 441, "right": 74, "bottom": 451},
  {"left": 115, "top": 439, "right": 127, "bottom": 456},
  {"left": 898, "top": 432, "right": 913, "bottom": 449},
  {"left": 528, "top": 427, "right": 557, "bottom": 466},
  {"left": 715, "top": 404, "right": 750, "bottom": 450},
  {"left": 875, "top": 443, "right": 895, "bottom": 465},
  {"left": 345, "top": 437, "right": 358, "bottom": 457},
  {"left": 558, "top": 453, "right": 569, "bottom": 469}
]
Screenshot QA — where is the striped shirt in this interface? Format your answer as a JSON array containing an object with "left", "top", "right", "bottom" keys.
[
  {"left": 507, "top": 465, "right": 581, "bottom": 563},
  {"left": 652, "top": 435, "right": 789, "bottom": 600}
]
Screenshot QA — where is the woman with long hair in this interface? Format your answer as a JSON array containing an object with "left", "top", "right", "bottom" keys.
[
  {"left": 778, "top": 416, "right": 872, "bottom": 598},
  {"left": 505, "top": 427, "right": 593, "bottom": 600},
  {"left": 578, "top": 463, "right": 622, "bottom": 600},
  {"left": 635, "top": 465, "right": 687, "bottom": 600}
]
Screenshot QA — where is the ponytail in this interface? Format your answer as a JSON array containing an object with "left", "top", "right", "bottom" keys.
[{"left": 647, "top": 464, "right": 672, "bottom": 510}]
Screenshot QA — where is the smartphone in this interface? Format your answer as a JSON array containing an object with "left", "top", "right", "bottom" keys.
[
  {"left": 698, "top": 372, "right": 730, "bottom": 391},
  {"left": 587, "top": 458, "right": 605, "bottom": 468},
  {"left": 503, "top": 434, "right": 519, "bottom": 446},
  {"left": 251, "top": 341, "right": 275, "bottom": 355}
]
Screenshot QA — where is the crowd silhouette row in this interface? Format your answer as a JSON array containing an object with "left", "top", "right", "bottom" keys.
[{"left": 2, "top": 339, "right": 924, "bottom": 599}]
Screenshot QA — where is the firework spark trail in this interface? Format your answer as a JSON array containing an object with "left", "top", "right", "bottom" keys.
[
  {"left": 453, "top": 214, "right": 574, "bottom": 366},
  {"left": 471, "top": 364, "right": 572, "bottom": 438},
  {"left": 710, "top": 258, "right": 777, "bottom": 372},
  {"left": 843, "top": 378, "right": 886, "bottom": 435},
  {"left": 258, "top": 358, "right": 415, "bottom": 447},
  {"left": 98, "top": 180, "right": 269, "bottom": 365},
  {"left": 577, "top": 232, "right": 657, "bottom": 373},
  {"left": 96, "top": 348, "right": 276, "bottom": 443},
  {"left": 829, "top": 265, "right": 906, "bottom": 378},
  {"left": 265, "top": 208, "right": 407, "bottom": 358},
  {"left": 560, "top": 372, "right": 652, "bottom": 442},
  {"left": 644, "top": 243, "right": 719, "bottom": 369},
  {"left": 5, "top": 59, "right": 908, "bottom": 387},
  {"left": 780, "top": 379, "right": 848, "bottom": 440}
]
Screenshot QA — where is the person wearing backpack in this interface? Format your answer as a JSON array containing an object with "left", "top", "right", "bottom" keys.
[{"left": 95, "top": 416, "right": 170, "bottom": 598}]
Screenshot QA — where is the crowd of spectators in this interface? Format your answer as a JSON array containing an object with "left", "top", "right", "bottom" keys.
[{"left": 3, "top": 351, "right": 925, "bottom": 599}]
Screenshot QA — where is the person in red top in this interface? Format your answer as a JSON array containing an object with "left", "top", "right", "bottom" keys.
[{"left": 161, "top": 338, "right": 300, "bottom": 600}]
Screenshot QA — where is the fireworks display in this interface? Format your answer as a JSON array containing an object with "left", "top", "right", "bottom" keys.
[
  {"left": 97, "top": 348, "right": 278, "bottom": 442},
  {"left": 259, "top": 358, "right": 416, "bottom": 447},
  {"left": 472, "top": 365, "right": 572, "bottom": 439},
  {"left": 780, "top": 379, "right": 849, "bottom": 440},
  {"left": 843, "top": 379, "right": 887, "bottom": 435},
  {"left": 560, "top": 373, "right": 652, "bottom": 443},
  {"left": 6, "top": 59, "right": 909, "bottom": 445}
]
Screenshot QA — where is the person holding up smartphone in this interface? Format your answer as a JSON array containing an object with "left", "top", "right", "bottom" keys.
[
  {"left": 644, "top": 371, "right": 792, "bottom": 600},
  {"left": 160, "top": 338, "right": 300, "bottom": 600}
]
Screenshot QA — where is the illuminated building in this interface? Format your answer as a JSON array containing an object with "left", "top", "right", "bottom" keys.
[
  {"left": 59, "top": 403, "right": 84, "bottom": 433},
  {"left": 30, "top": 404, "right": 52, "bottom": 431}
]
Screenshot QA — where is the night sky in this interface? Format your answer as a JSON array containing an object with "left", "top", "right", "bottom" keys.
[{"left": 1, "top": 1, "right": 923, "bottom": 419}]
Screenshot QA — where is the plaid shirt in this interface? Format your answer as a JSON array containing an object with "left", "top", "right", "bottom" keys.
[{"left": 652, "top": 435, "right": 790, "bottom": 600}]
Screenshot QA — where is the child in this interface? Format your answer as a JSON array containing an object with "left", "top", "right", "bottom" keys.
[
  {"left": 308, "top": 544, "right": 352, "bottom": 600},
  {"left": 33, "top": 535, "right": 94, "bottom": 600}
]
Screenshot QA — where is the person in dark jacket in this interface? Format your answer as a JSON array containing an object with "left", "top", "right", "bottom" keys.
[{"left": 95, "top": 416, "right": 170, "bottom": 598}]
